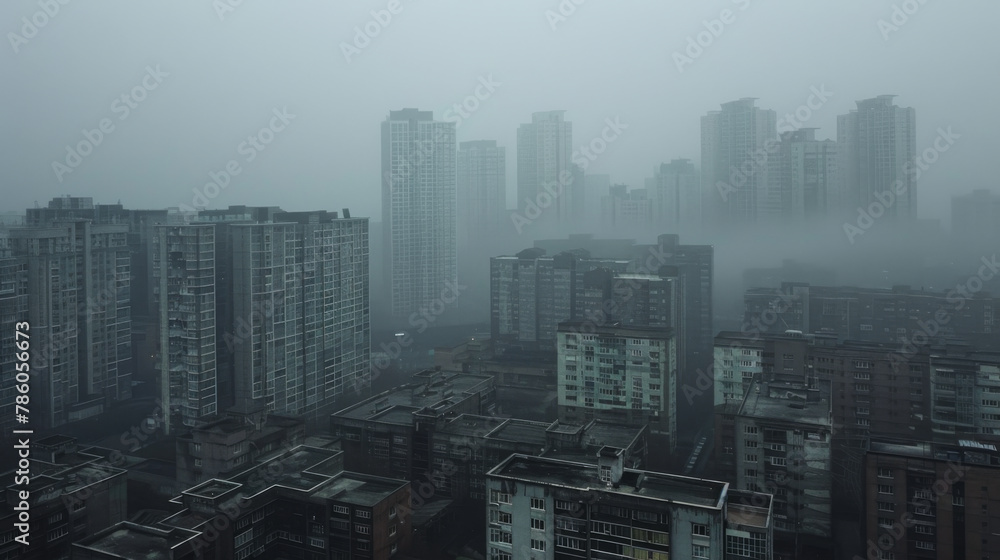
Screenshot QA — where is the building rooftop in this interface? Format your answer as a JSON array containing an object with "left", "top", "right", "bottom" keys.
[
  {"left": 489, "top": 454, "right": 727, "bottom": 510},
  {"left": 311, "top": 473, "right": 408, "bottom": 507},
  {"left": 726, "top": 490, "right": 772, "bottom": 529},
  {"left": 333, "top": 370, "right": 493, "bottom": 422},
  {"left": 870, "top": 439, "right": 1000, "bottom": 468},
  {"left": 74, "top": 522, "right": 201, "bottom": 560},
  {"left": 738, "top": 382, "right": 831, "bottom": 427}
]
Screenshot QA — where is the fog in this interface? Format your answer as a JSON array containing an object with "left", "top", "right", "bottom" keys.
[{"left": 3, "top": 1, "right": 998, "bottom": 222}]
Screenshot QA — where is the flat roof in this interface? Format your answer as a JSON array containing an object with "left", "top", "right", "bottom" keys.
[
  {"left": 738, "top": 383, "right": 831, "bottom": 427},
  {"left": 333, "top": 371, "right": 492, "bottom": 422},
  {"left": 489, "top": 454, "right": 727, "bottom": 510},
  {"left": 74, "top": 523, "right": 201, "bottom": 560},
  {"left": 311, "top": 473, "right": 407, "bottom": 507}
]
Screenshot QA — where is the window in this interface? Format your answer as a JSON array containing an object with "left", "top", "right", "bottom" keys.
[
  {"left": 557, "top": 535, "right": 585, "bottom": 550},
  {"left": 331, "top": 505, "right": 349, "bottom": 515},
  {"left": 878, "top": 467, "right": 893, "bottom": 478},
  {"left": 389, "top": 525, "right": 397, "bottom": 537},
  {"left": 235, "top": 530, "right": 253, "bottom": 547},
  {"left": 389, "top": 505, "right": 396, "bottom": 518},
  {"left": 309, "top": 537, "right": 325, "bottom": 548},
  {"left": 745, "top": 454, "right": 758, "bottom": 463},
  {"left": 692, "top": 523, "right": 710, "bottom": 537},
  {"left": 194, "top": 458, "right": 202, "bottom": 468},
  {"left": 530, "top": 497, "right": 545, "bottom": 510},
  {"left": 355, "top": 524, "right": 371, "bottom": 535},
  {"left": 531, "top": 538, "right": 546, "bottom": 551},
  {"left": 490, "top": 509, "right": 512, "bottom": 524},
  {"left": 878, "top": 484, "right": 894, "bottom": 495},
  {"left": 489, "top": 528, "right": 512, "bottom": 544},
  {"left": 491, "top": 550, "right": 512, "bottom": 560},
  {"left": 693, "top": 543, "right": 710, "bottom": 558},
  {"left": 531, "top": 518, "right": 545, "bottom": 530},
  {"left": 878, "top": 517, "right": 894, "bottom": 528},
  {"left": 878, "top": 501, "right": 895, "bottom": 512},
  {"left": 745, "top": 439, "right": 758, "bottom": 448},
  {"left": 491, "top": 490, "right": 511, "bottom": 504},
  {"left": 600, "top": 465, "right": 612, "bottom": 482},
  {"left": 356, "top": 510, "right": 371, "bottom": 519},
  {"left": 744, "top": 426, "right": 758, "bottom": 435}
]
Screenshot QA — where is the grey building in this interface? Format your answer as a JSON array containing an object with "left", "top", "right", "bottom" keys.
[
  {"left": 837, "top": 95, "right": 917, "bottom": 219},
  {"left": 769, "top": 129, "right": 839, "bottom": 221},
  {"left": 0, "top": 229, "right": 27, "bottom": 438},
  {"left": 458, "top": 140, "right": 506, "bottom": 245},
  {"left": 153, "top": 224, "right": 217, "bottom": 432},
  {"left": 486, "top": 453, "right": 773, "bottom": 560},
  {"left": 735, "top": 380, "right": 833, "bottom": 555},
  {"left": 10, "top": 219, "right": 131, "bottom": 429},
  {"left": 743, "top": 282, "right": 999, "bottom": 352},
  {"left": 517, "top": 110, "right": 575, "bottom": 229},
  {"left": 650, "top": 158, "right": 701, "bottom": 233},
  {"left": 701, "top": 98, "right": 778, "bottom": 227},
  {"left": 557, "top": 322, "right": 678, "bottom": 456},
  {"left": 381, "top": 109, "right": 458, "bottom": 322}
]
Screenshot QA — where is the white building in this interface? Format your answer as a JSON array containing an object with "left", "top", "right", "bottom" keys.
[
  {"left": 457, "top": 139, "right": 506, "bottom": 245},
  {"left": 557, "top": 322, "right": 677, "bottom": 453},
  {"left": 381, "top": 109, "right": 457, "bottom": 321}
]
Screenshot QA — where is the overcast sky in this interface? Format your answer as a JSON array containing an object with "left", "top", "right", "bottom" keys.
[{"left": 3, "top": 0, "right": 997, "bottom": 224}]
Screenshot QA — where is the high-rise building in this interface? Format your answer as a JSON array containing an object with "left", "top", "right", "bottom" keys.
[
  {"left": 556, "top": 322, "right": 678, "bottom": 455},
  {"left": 381, "top": 109, "right": 458, "bottom": 321},
  {"left": 0, "top": 229, "right": 27, "bottom": 438},
  {"left": 214, "top": 210, "right": 370, "bottom": 420},
  {"left": 744, "top": 282, "right": 1000, "bottom": 352},
  {"left": 769, "top": 129, "right": 839, "bottom": 221},
  {"left": 650, "top": 158, "right": 701, "bottom": 233},
  {"left": 151, "top": 208, "right": 369, "bottom": 430},
  {"left": 837, "top": 95, "right": 917, "bottom": 219},
  {"left": 457, "top": 140, "right": 506, "bottom": 245},
  {"left": 863, "top": 439, "right": 1000, "bottom": 560},
  {"left": 735, "top": 381, "right": 833, "bottom": 554},
  {"left": 516, "top": 110, "right": 574, "bottom": 228},
  {"left": 153, "top": 224, "right": 218, "bottom": 432},
  {"left": 10, "top": 218, "right": 132, "bottom": 429},
  {"left": 701, "top": 98, "right": 778, "bottom": 227},
  {"left": 485, "top": 453, "right": 773, "bottom": 560},
  {"left": 601, "top": 185, "right": 653, "bottom": 231}
]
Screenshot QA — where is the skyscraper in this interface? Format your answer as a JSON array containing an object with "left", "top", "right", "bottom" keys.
[
  {"left": 837, "top": 95, "right": 917, "bottom": 219},
  {"left": 769, "top": 129, "right": 839, "bottom": 221},
  {"left": 457, "top": 140, "right": 506, "bottom": 245},
  {"left": 650, "top": 159, "right": 701, "bottom": 232},
  {"left": 516, "top": 110, "right": 574, "bottom": 229},
  {"left": 11, "top": 218, "right": 132, "bottom": 428},
  {"left": 381, "top": 109, "right": 458, "bottom": 321},
  {"left": 153, "top": 224, "right": 217, "bottom": 432},
  {"left": 701, "top": 98, "right": 777, "bottom": 227}
]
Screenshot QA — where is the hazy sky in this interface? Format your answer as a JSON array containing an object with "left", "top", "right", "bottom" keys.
[{"left": 3, "top": 0, "right": 997, "bottom": 224}]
